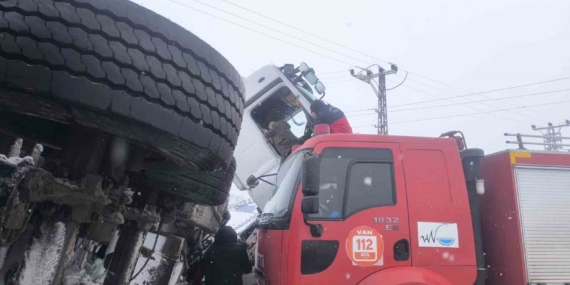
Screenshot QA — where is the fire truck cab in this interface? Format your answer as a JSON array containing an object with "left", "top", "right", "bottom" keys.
[{"left": 252, "top": 133, "right": 485, "bottom": 285}]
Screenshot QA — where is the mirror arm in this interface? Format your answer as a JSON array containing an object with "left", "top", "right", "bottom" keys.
[
  {"left": 303, "top": 215, "right": 323, "bottom": 238},
  {"left": 319, "top": 92, "right": 326, "bottom": 100},
  {"left": 258, "top": 173, "right": 277, "bottom": 179},
  {"left": 257, "top": 178, "right": 275, "bottom": 186}
]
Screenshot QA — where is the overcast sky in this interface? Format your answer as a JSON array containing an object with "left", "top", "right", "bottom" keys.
[{"left": 136, "top": 0, "right": 569, "bottom": 154}]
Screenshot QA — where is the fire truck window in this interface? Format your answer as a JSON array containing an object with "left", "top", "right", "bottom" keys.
[
  {"left": 346, "top": 163, "right": 395, "bottom": 216},
  {"left": 308, "top": 148, "right": 393, "bottom": 220}
]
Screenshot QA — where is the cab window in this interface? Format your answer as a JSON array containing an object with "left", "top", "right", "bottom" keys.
[
  {"left": 309, "top": 148, "right": 395, "bottom": 220},
  {"left": 346, "top": 162, "right": 395, "bottom": 216},
  {"left": 251, "top": 87, "right": 310, "bottom": 142}
]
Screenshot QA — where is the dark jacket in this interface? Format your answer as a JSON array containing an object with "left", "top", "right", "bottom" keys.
[
  {"left": 310, "top": 100, "right": 353, "bottom": 134},
  {"left": 201, "top": 226, "right": 252, "bottom": 285},
  {"left": 264, "top": 121, "right": 298, "bottom": 158}
]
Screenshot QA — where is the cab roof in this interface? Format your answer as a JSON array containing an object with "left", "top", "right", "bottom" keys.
[{"left": 294, "top": 134, "right": 458, "bottom": 154}]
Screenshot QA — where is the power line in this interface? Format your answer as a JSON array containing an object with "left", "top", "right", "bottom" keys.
[
  {"left": 392, "top": 76, "right": 570, "bottom": 107},
  {"left": 220, "top": 0, "right": 520, "bottom": 103},
  {"left": 167, "top": 0, "right": 356, "bottom": 66},
  {"left": 391, "top": 99, "right": 570, "bottom": 125},
  {"left": 193, "top": 0, "right": 371, "bottom": 66},
  {"left": 386, "top": 78, "right": 527, "bottom": 123},
  {"left": 348, "top": 112, "right": 378, "bottom": 118},
  {"left": 319, "top": 70, "right": 350, "bottom": 75},
  {"left": 320, "top": 74, "right": 353, "bottom": 80},
  {"left": 221, "top": 0, "right": 564, "bottom": 122},
  {"left": 325, "top": 79, "right": 355, "bottom": 85},
  {"left": 390, "top": 88, "right": 570, "bottom": 113},
  {"left": 221, "top": 0, "right": 391, "bottom": 65},
  {"left": 176, "top": 0, "right": 558, "bottom": 125},
  {"left": 344, "top": 108, "right": 377, "bottom": 113},
  {"left": 397, "top": 73, "right": 555, "bottom": 119},
  {"left": 394, "top": 77, "right": 543, "bottom": 120},
  {"left": 352, "top": 122, "right": 378, "bottom": 129},
  {"left": 387, "top": 71, "right": 408, "bottom": 91}
]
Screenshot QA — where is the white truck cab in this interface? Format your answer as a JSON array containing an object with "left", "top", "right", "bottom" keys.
[{"left": 233, "top": 63, "right": 325, "bottom": 209}]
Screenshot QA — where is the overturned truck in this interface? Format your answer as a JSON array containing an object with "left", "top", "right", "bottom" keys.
[{"left": 0, "top": 0, "right": 244, "bottom": 284}]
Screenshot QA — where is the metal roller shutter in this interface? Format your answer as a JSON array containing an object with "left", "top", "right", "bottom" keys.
[{"left": 515, "top": 166, "right": 570, "bottom": 284}]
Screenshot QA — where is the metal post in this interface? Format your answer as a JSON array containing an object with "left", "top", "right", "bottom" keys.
[
  {"left": 378, "top": 70, "right": 388, "bottom": 135},
  {"left": 350, "top": 64, "right": 397, "bottom": 135},
  {"left": 103, "top": 205, "right": 160, "bottom": 285},
  {"left": 530, "top": 120, "right": 570, "bottom": 152},
  {"left": 104, "top": 225, "right": 147, "bottom": 285},
  {"left": 516, "top": 134, "right": 525, "bottom": 150},
  {"left": 129, "top": 232, "right": 185, "bottom": 285}
]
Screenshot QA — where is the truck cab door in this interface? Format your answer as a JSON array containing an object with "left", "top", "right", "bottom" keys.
[
  {"left": 254, "top": 150, "right": 307, "bottom": 285},
  {"left": 288, "top": 141, "right": 412, "bottom": 284},
  {"left": 234, "top": 66, "right": 315, "bottom": 209}
]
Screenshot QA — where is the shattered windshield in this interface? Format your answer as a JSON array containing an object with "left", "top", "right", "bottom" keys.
[{"left": 261, "top": 150, "right": 306, "bottom": 219}]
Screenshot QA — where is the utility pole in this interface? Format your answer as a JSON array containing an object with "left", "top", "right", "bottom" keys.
[
  {"left": 531, "top": 120, "right": 570, "bottom": 151},
  {"left": 505, "top": 120, "right": 570, "bottom": 151},
  {"left": 350, "top": 64, "right": 398, "bottom": 135}
]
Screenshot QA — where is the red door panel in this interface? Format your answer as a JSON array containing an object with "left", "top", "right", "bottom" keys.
[
  {"left": 401, "top": 143, "right": 476, "bottom": 268},
  {"left": 256, "top": 229, "right": 284, "bottom": 284},
  {"left": 287, "top": 141, "right": 411, "bottom": 285}
]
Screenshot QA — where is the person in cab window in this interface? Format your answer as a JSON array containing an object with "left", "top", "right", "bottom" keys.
[
  {"left": 201, "top": 226, "right": 252, "bottom": 285},
  {"left": 263, "top": 121, "right": 299, "bottom": 159},
  {"left": 310, "top": 100, "right": 353, "bottom": 134}
]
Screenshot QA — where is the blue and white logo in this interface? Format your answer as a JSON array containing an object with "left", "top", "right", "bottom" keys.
[{"left": 418, "top": 222, "right": 459, "bottom": 248}]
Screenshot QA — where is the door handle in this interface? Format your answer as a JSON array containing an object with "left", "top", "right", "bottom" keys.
[{"left": 394, "top": 239, "right": 409, "bottom": 261}]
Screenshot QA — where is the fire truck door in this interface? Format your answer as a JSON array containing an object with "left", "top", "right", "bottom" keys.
[{"left": 289, "top": 141, "right": 411, "bottom": 284}]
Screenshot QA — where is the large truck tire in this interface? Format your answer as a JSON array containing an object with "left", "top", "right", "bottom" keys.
[
  {"left": 144, "top": 157, "right": 237, "bottom": 205},
  {"left": 0, "top": 0, "right": 245, "bottom": 175}
]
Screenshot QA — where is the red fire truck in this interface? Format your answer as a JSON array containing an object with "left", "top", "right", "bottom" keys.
[
  {"left": 248, "top": 128, "right": 570, "bottom": 285},
  {"left": 481, "top": 150, "right": 570, "bottom": 285}
]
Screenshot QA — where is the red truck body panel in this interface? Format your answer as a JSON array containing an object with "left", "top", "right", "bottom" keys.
[
  {"left": 480, "top": 150, "right": 570, "bottom": 285},
  {"left": 255, "top": 134, "right": 478, "bottom": 285}
]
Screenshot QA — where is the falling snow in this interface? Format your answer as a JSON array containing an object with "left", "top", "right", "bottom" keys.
[{"left": 364, "top": 176, "right": 372, "bottom": 186}]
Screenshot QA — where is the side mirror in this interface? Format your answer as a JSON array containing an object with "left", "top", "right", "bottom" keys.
[
  {"left": 298, "top": 62, "right": 310, "bottom": 72},
  {"left": 282, "top": 64, "right": 296, "bottom": 75},
  {"left": 246, "top": 175, "right": 259, "bottom": 188},
  {"left": 315, "top": 81, "right": 326, "bottom": 95},
  {"left": 304, "top": 68, "right": 319, "bottom": 85},
  {"left": 301, "top": 196, "right": 319, "bottom": 214},
  {"left": 302, "top": 155, "right": 320, "bottom": 196}
]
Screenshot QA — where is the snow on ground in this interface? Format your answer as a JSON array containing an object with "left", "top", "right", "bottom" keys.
[
  {"left": 227, "top": 187, "right": 258, "bottom": 234},
  {"left": 19, "top": 222, "right": 66, "bottom": 285},
  {"left": 62, "top": 258, "right": 106, "bottom": 285}
]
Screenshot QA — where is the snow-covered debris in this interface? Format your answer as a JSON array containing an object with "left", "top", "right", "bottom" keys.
[
  {"left": 62, "top": 258, "right": 106, "bottom": 285},
  {"left": 227, "top": 187, "right": 258, "bottom": 234},
  {"left": 0, "top": 155, "right": 35, "bottom": 167},
  {"left": 19, "top": 222, "right": 66, "bottom": 285}
]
